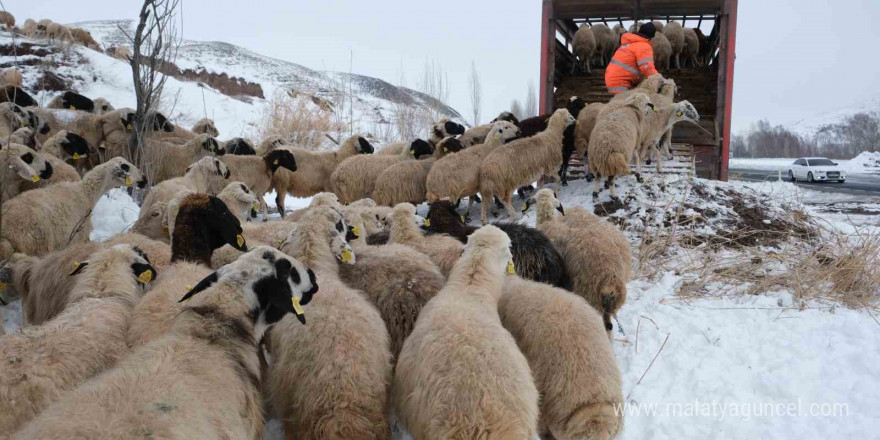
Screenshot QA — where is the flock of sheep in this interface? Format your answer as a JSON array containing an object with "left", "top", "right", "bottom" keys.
[
  {"left": 572, "top": 20, "right": 708, "bottom": 74},
  {"left": 0, "top": 11, "right": 706, "bottom": 440}
]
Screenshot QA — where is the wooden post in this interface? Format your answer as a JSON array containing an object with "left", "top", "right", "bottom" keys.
[
  {"left": 539, "top": 0, "right": 555, "bottom": 115},
  {"left": 716, "top": 0, "right": 737, "bottom": 181}
]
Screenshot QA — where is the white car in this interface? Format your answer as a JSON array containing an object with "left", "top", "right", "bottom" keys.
[{"left": 787, "top": 157, "right": 846, "bottom": 183}]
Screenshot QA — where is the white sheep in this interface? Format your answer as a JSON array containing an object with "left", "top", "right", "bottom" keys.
[
  {"left": 459, "top": 111, "right": 520, "bottom": 147},
  {"left": 12, "top": 247, "right": 316, "bottom": 440},
  {"left": 389, "top": 202, "right": 464, "bottom": 277},
  {"left": 139, "top": 156, "right": 230, "bottom": 214},
  {"left": 219, "top": 149, "right": 297, "bottom": 218},
  {"left": 146, "top": 134, "right": 224, "bottom": 183},
  {"left": 0, "top": 244, "right": 156, "bottom": 437},
  {"left": 373, "top": 136, "right": 465, "bottom": 206},
  {"left": 377, "top": 118, "right": 465, "bottom": 156},
  {"left": 331, "top": 138, "right": 434, "bottom": 204},
  {"left": 0, "top": 143, "right": 55, "bottom": 203},
  {"left": 588, "top": 92, "right": 654, "bottom": 199},
  {"left": 394, "top": 225, "right": 539, "bottom": 440},
  {"left": 572, "top": 25, "right": 597, "bottom": 74},
  {"left": 478, "top": 108, "right": 575, "bottom": 223},
  {"left": 663, "top": 21, "right": 685, "bottom": 69}
]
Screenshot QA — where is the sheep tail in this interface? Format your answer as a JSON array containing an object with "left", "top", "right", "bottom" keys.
[
  {"left": 606, "top": 152, "right": 630, "bottom": 176},
  {"left": 556, "top": 402, "right": 622, "bottom": 440}
]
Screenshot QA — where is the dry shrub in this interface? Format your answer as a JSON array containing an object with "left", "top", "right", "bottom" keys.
[{"left": 257, "top": 90, "right": 343, "bottom": 150}]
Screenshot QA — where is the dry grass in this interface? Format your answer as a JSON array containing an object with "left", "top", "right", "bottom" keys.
[{"left": 257, "top": 90, "right": 343, "bottom": 150}]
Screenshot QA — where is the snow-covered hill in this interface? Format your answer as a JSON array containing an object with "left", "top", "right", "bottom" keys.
[{"left": 787, "top": 94, "right": 880, "bottom": 137}]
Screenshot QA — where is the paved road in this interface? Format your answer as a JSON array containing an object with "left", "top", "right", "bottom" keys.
[{"left": 729, "top": 168, "right": 880, "bottom": 197}]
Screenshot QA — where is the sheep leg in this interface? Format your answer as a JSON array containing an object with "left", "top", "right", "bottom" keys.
[
  {"left": 480, "top": 192, "right": 491, "bottom": 225},
  {"left": 466, "top": 196, "right": 474, "bottom": 222},
  {"left": 501, "top": 192, "right": 521, "bottom": 221},
  {"left": 608, "top": 176, "right": 618, "bottom": 199},
  {"left": 592, "top": 177, "right": 601, "bottom": 199},
  {"left": 275, "top": 192, "right": 286, "bottom": 218},
  {"left": 260, "top": 198, "right": 270, "bottom": 222}
]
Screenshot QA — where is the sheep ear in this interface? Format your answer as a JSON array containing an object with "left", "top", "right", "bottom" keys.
[
  {"left": 69, "top": 261, "right": 89, "bottom": 276},
  {"left": 179, "top": 271, "right": 219, "bottom": 302}
]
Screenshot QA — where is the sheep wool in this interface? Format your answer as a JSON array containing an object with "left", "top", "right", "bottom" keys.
[
  {"left": 651, "top": 31, "right": 673, "bottom": 71},
  {"left": 500, "top": 277, "right": 624, "bottom": 440},
  {"left": 377, "top": 118, "right": 466, "bottom": 156},
  {"left": 573, "top": 102, "right": 606, "bottom": 160},
  {"left": 533, "top": 189, "right": 631, "bottom": 331},
  {"left": 146, "top": 134, "right": 225, "bottom": 183},
  {"left": 390, "top": 203, "right": 464, "bottom": 277},
  {"left": 588, "top": 93, "right": 653, "bottom": 198},
  {"left": 373, "top": 136, "right": 465, "bottom": 207},
  {"left": 591, "top": 23, "right": 618, "bottom": 66},
  {"left": 0, "top": 68, "right": 22, "bottom": 88},
  {"left": 271, "top": 207, "right": 392, "bottom": 440},
  {"left": 331, "top": 138, "right": 433, "bottom": 204},
  {"left": 663, "top": 21, "right": 685, "bottom": 69},
  {"left": 571, "top": 25, "right": 597, "bottom": 74},
  {"left": 0, "top": 143, "right": 55, "bottom": 204},
  {"left": 139, "top": 156, "right": 231, "bottom": 213},
  {"left": 479, "top": 108, "right": 575, "bottom": 224},
  {"left": 220, "top": 149, "right": 297, "bottom": 218},
  {"left": 682, "top": 27, "right": 700, "bottom": 68},
  {"left": 0, "top": 157, "right": 146, "bottom": 259},
  {"left": 394, "top": 225, "right": 539, "bottom": 440},
  {"left": 459, "top": 111, "right": 520, "bottom": 147},
  {"left": 192, "top": 117, "right": 219, "bottom": 137},
  {"left": 0, "top": 245, "right": 156, "bottom": 438},
  {"left": 12, "top": 247, "right": 316, "bottom": 440}
]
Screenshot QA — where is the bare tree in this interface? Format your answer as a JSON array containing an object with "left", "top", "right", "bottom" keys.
[
  {"left": 524, "top": 80, "right": 537, "bottom": 118},
  {"left": 510, "top": 99, "right": 524, "bottom": 120},
  {"left": 469, "top": 60, "right": 482, "bottom": 126},
  {"left": 119, "top": 0, "right": 182, "bottom": 185}
]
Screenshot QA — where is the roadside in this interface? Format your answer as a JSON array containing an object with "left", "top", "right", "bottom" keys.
[{"left": 730, "top": 168, "right": 880, "bottom": 199}]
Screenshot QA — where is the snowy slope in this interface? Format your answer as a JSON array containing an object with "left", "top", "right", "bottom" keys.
[{"left": 787, "top": 94, "right": 880, "bottom": 137}]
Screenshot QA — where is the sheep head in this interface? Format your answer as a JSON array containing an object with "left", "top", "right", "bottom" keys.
[
  {"left": 488, "top": 120, "right": 521, "bottom": 144},
  {"left": 196, "top": 135, "right": 224, "bottom": 156},
  {"left": 437, "top": 136, "right": 464, "bottom": 155},
  {"left": 566, "top": 96, "right": 588, "bottom": 119},
  {"left": 226, "top": 138, "right": 256, "bottom": 155},
  {"left": 408, "top": 139, "right": 434, "bottom": 159},
  {"left": 356, "top": 136, "right": 374, "bottom": 154},
  {"left": 673, "top": 101, "right": 699, "bottom": 124},
  {"left": 264, "top": 149, "right": 297, "bottom": 173},
  {"left": 462, "top": 225, "right": 515, "bottom": 277},
  {"left": 529, "top": 188, "right": 564, "bottom": 223},
  {"left": 425, "top": 200, "right": 468, "bottom": 234},
  {"left": 4, "top": 144, "right": 53, "bottom": 183},
  {"left": 548, "top": 108, "right": 577, "bottom": 132},
  {"left": 60, "top": 131, "right": 91, "bottom": 161},
  {"left": 130, "top": 201, "right": 169, "bottom": 240},
  {"left": 104, "top": 157, "right": 147, "bottom": 189},
  {"left": 68, "top": 244, "right": 158, "bottom": 289},
  {"left": 491, "top": 111, "right": 520, "bottom": 127},
  {"left": 179, "top": 246, "right": 317, "bottom": 329}
]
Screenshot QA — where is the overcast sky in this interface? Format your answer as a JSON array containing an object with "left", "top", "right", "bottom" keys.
[{"left": 7, "top": 0, "right": 880, "bottom": 133}]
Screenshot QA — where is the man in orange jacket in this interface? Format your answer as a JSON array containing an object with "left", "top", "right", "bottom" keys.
[{"left": 605, "top": 22, "right": 659, "bottom": 94}]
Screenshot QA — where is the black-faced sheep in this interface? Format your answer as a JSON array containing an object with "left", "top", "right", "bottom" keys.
[
  {"left": 271, "top": 206, "right": 392, "bottom": 440},
  {"left": 0, "top": 244, "right": 156, "bottom": 438},
  {"left": 219, "top": 149, "right": 297, "bottom": 218},
  {"left": 500, "top": 277, "right": 624, "bottom": 440},
  {"left": 192, "top": 117, "right": 219, "bottom": 137},
  {"left": 268, "top": 134, "right": 374, "bottom": 215},
  {"left": 12, "top": 247, "right": 315, "bottom": 440},
  {"left": 33, "top": 107, "right": 130, "bottom": 151},
  {"left": 572, "top": 24, "right": 597, "bottom": 74},
  {"left": 588, "top": 92, "right": 654, "bottom": 198},
  {"left": 139, "top": 156, "right": 230, "bottom": 213},
  {"left": 393, "top": 225, "right": 539, "bottom": 440},
  {"left": 127, "top": 193, "right": 248, "bottom": 347},
  {"left": 426, "top": 200, "right": 569, "bottom": 288},
  {"left": 532, "top": 189, "right": 631, "bottom": 331},
  {"left": 459, "top": 111, "right": 520, "bottom": 147},
  {"left": 390, "top": 202, "right": 463, "bottom": 277},
  {"left": 223, "top": 137, "right": 256, "bottom": 155},
  {"left": 377, "top": 118, "right": 465, "bottom": 156},
  {"left": 372, "top": 136, "right": 465, "bottom": 206},
  {"left": 0, "top": 143, "right": 54, "bottom": 203},
  {"left": 331, "top": 138, "right": 433, "bottom": 204},
  {"left": 0, "top": 85, "right": 38, "bottom": 108},
  {"left": 479, "top": 108, "right": 575, "bottom": 223},
  {"left": 0, "top": 157, "right": 146, "bottom": 259},
  {"left": 47, "top": 91, "right": 96, "bottom": 113}
]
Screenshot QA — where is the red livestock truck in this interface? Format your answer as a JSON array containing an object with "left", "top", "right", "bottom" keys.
[{"left": 539, "top": 0, "right": 738, "bottom": 180}]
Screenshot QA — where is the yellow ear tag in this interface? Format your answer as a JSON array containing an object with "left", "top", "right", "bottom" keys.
[
  {"left": 521, "top": 203, "right": 528, "bottom": 211},
  {"left": 163, "top": 226, "right": 169, "bottom": 234},
  {"left": 72, "top": 153, "right": 80, "bottom": 160},
  {"left": 69, "top": 105, "right": 76, "bottom": 110},
  {"left": 253, "top": 202, "right": 261, "bottom": 211},
  {"left": 19, "top": 119, "right": 24, "bottom": 127},
  {"left": 576, "top": 120, "right": 581, "bottom": 125},
  {"left": 292, "top": 296, "right": 305, "bottom": 315},
  {"left": 424, "top": 219, "right": 431, "bottom": 227},
  {"left": 236, "top": 235, "right": 245, "bottom": 248},
  {"left": 276, "top": 238, "right": 285, "bottom": 246},
  {"left": 185, "top": 285, "right": 194, "bottom": 291},
  {"left": 273, "top": 159, "right": 279, "bottom": 165},
  {"left": 494, "top": 134, "right": 500, "bottom": 140},
  {"left": 506, "top": 261, "right": 516, "bottom": 275},
  {"left": 460, "top": 215, "right": 465, "bottom": 223},
  {"left": 125, "top": 176, "right": 133, "bottom": 186},
  {"left": 409, "top": 149, "right": 415, "bottom": 155},
  {"left": 72, "top": 261, "right": 80, "bottom": 271},
  {"left": 0, "top": 281, "right": 6, "bottom": 292},
  {"left": 443, "top": 147, "right": 448, "bottom": 153},
  {"left": 126, "top": 124, "right": 133, "bottom": 130},
  {"left": 30, "top": 175, "right": 40, "bottom": 182},
  {"left": 352, "top": 225, "right": 361, "bottom": 237},
  {"left": 676, "top": 111, "right": 683, "bottom": 117},
  {"left": 341, "top": 248, "right": 353, "bottom": 263},
  {"left": 137, "top": 270, "right": 153, "bottom": 284}
]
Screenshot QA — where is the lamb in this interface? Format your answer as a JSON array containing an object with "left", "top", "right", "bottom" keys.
[
  {"left": 12, "top": 247, "right": 315, "bottom": 440},
  {"left": 220, "top": 148, "right": 297, "bottom": 217},
  {"left": 0, "top": 143, "right": 54, "bottom": 203},
  {"left": 459, "top": 111, "right": 520, "bottom": 147},
  {"left": 663, "top": 20, "right": 685, "bottom": 69},
  {"left": 139, "top": 155, "right": 230, "bottom": 213},
  {"left": 682, "top": 27, "right": 700, "bottom": 68},
  {"left": 373, "top": 136, "right": 465, "bottom": 207},
  {"left": 270, "top": 206, "right": 392, "bottom": 440},
  {"left": 499, "top": 277, "right": 624, "bottom": 440},
  {"left": 223, "top": 137, "right": 256, "bottom": 155},
  {"left": 426, "top": 199, "right": 570, "bottom": 288},
  {"left": 532, "top": 189, "right": 631, "bottom": 331},
  {"left": 634, "top": 93, "right": 700, "bottom": 179},
  {"left": 127, "top": 193, "right": 248, "bottom": 347},
  {"left": 591, "top": 23, "right": 618, "bottom": 67},
  {"left": 377, "top": 118, "right": 465, "bottom": 156},
  {"left": 192, "top": 117, "right": 219, "bottom": 137},
  {"left": 588, "top": 92, "right": 654, "bottom": 199},
  {"left": 0, "top": 11, "right": 14, "bottom": 29},
  {"left": 269, "top": 134, "right": 374, "bottom": 215},
  {"left": 0, "top": 85, "right": 37, "bottom": 107},
  {"left": 337, "top": 209, "right": 446, "bottom": 359},
  {"left": 389, "top": 202, "right": 463, "bottom": 277},
  {"left": 426, "top": 121, "right": 521, "bottom": 217},
  {"left": 146, "top": 134, "right": 225, "bottom": 183},
  {"left": 479, "top": 108, "right": 575, "bottom": 224},
  {"left": 0, "top": 157, "right": 146, "bottom": 259},
  {"left": 571, "top": 24, "right": 597, "bottom": 74},
  {"left": 393, "top": 225, "right": 539, "bottom": 440},
  {"left": 331, "top": 138, "right": 434, "bottom": 204},
  {"left": 652, "top": 31, "right": 673, "bottom": 71},
  {"left": 0, "top": 68, "right": 22, "bottom": 87},
  {"left": 0, "top": 244, "right": 157, "bottom": 438}
]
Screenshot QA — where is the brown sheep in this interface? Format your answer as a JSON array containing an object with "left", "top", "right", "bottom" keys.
[{"left": 393, "top": 225, "right": 539, "bottom": 440}]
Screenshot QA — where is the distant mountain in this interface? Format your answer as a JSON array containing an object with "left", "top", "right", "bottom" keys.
[{"left": 786, "top": 95, "right": 880, "bottom": 137}]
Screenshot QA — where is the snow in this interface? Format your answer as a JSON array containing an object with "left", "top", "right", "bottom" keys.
[
  {"left": 841, "top": 151, "right": 880, "bottom": 174},
  {"left": 89, "top": 188, "right": 141, "bottom": 241},
  {"left": 729, "top": 158, "right": 800, "bottom": 171},
  {"left": 730, "top": 153, "right": 880, "bottom": 175}
]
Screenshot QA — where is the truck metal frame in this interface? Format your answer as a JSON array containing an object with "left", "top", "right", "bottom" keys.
[{"left": 539, "top": 0, "right": 738, "bottom": 180}]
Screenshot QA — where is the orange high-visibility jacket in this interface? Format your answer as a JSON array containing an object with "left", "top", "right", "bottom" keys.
[{"left": 605, "top": 33, "right": 659, "bottom": 94}]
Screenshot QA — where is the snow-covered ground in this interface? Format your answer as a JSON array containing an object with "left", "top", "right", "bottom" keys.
[{"left": 731, "top": 151, "right": 880, "bottom": 175}]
